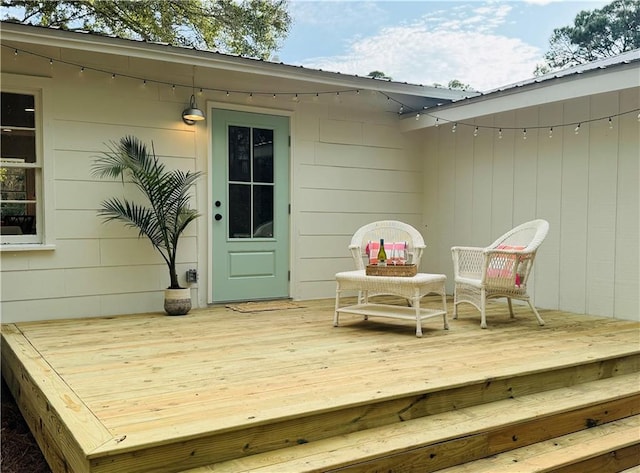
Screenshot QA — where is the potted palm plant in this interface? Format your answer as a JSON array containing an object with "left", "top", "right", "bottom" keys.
[{"left": 92, "top": 136, "right": 202, "bottom": 315}]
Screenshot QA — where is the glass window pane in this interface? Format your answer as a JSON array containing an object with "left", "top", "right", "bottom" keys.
[
  {"left": 1, "top": 205, "right": 36, "bottom": 235},
  {"left": 1, "top": 92, "right": 35, "bottom": 128},
  {"left": 1, "top": 129, "right": 36, "bottom": 163},
  {"left": 228, "top": 126, "right": 250, "bottom": 182},
  {"left": 253, "top": 128, "right": 273, "bottom": 183},
  {"left": 228, "top": 184, "right": 251, "bottom": 238},
  {"left": 253, "top": 185, "right": 273, "bottom": 238}
]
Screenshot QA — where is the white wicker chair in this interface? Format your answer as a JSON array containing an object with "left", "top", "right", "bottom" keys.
[
  {"left": 349, "top": 220, "right": 426, "bottom": 270},
  {"left": 347, "top": 221, "right": 426, "bottom": 305},
  {"left": 451, "top": 219, "right": 549, "bottom": 329}
]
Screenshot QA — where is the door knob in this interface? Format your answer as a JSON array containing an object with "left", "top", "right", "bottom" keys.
[{"left": 214, "top": 214, "right": 222, "bottom": 221}]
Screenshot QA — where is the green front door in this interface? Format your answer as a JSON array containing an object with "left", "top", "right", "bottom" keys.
[{"left": 211, "top": 109, "right": 290, "bottom": 303}]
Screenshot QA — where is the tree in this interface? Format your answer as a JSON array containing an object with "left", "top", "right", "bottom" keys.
[
  {"left": 1, "top": 0, "right": 291, "bottom": 60},
  {"left": 367, "top": 71, "right": 392, "bottom": 80},
  {"left": 432, "top": 79, "right": 474, "bottom": 91},
  {"left": 539, "top": 0, "right": 640, "bottom": 71}
]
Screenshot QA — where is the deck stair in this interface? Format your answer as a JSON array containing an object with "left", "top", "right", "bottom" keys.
[{"left": 183, "top": 361, "right": 640, "bottom": 472}]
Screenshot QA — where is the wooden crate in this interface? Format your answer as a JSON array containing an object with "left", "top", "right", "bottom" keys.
[{"left": 366, "top": 264, "right": 417, "bottom": 277}]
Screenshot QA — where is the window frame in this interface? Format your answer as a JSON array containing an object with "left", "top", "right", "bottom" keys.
[{"left": 1, "top": 74, "right": 54, "bottom": 251}]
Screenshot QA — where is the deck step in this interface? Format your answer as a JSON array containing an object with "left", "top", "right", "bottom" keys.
[
  {"left": 437, "top": 415, "right": 640, "bottom": 473},
  {"left": 181, "top": 372, "right": 640, "bottom": 473}
]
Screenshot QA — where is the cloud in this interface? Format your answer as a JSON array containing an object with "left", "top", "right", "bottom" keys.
[{"left": 297, "top": 3, "right": 544, "bottom": 91}]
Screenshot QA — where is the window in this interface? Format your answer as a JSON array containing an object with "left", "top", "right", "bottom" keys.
[{"left": 1, "top": 91, "right": 41, "bottom": 244}]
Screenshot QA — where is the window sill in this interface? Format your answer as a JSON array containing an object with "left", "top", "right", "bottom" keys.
[{"left": 0, "top": 244, "right": 56, "bottom": 252}]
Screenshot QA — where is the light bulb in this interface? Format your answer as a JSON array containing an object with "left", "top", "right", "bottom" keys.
[
  {"left": 549, "top": 127, "right": 553, "bottom": 138},
  {"left": 608, "top": 117, "right": 613, "bottom": 129},
  {"left": 473, "top": 126, "right": 479, "bottom": 137},
  {"left": 452, "top": 123, "right": 457, "bottom": 133},
  {"left": 575, "top": 123, "right": 581, "bottom": 134},
  {"left": 498, "top": 128, "right": 503, "bottom": 140},
  {"left": 523, "top": 129, "right": 527, "bottom": 140},
  {"left": 416, "top": 113, "right": 420, "bottom": 121}
]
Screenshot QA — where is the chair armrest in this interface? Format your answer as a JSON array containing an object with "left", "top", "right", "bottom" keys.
[{"left": 451, "top": 246, "right": 484, "bottom": 279}]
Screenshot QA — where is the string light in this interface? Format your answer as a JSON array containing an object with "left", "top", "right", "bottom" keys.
[
  {"left": 5, "top": 44, "right": 639, "bottom": 133},
  {"left": 522, "top": 128, "right": 527, "bottom": 140}
]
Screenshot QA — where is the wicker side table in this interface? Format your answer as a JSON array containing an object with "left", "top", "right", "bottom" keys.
[{"left": 334, "top": 270, "right": 448, "bottom": 337}]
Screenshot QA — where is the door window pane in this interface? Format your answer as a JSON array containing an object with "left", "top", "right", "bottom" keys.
[
  {"left": 253, "top": 128, "right": 273, "bottom": 183},
  {"left": 228, "top": 126, "right": 250, "bottom": 182},
  {"left": 228, "top": 184, "right": 251, "bottom": 238},
  {"left": 253, "top": 185, "right": 273, "bottom": 238}
]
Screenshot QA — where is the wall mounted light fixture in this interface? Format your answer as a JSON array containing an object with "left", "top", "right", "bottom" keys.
[{"left": 182, "top": 95, "right": 205, "bottom": 125}]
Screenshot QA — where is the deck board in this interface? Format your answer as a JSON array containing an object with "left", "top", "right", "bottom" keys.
[{"left": 2, "top": 298, "right": 639, "bottom": 472}]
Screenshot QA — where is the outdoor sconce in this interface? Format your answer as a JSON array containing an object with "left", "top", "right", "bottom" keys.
[{"left": 182, "top": 95, "right": 205, "bottom": 125}]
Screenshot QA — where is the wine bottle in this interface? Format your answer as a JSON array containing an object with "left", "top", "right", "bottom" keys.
[{"left": 378, "top": 238, "right": 387, "bottom": 266}]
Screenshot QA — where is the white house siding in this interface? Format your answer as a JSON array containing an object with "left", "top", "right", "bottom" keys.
[
  {"left": 290, "top": 100, "right": 424, "bottom": 300},
  {"left": 420, "top": 87, "right": 640, "bottom": 322},
  {"left": 1, "top": 49, "right": 201, "bottom": 322},
  {"left": 0, "top": 41, "right": 424, "bottom": 321}
]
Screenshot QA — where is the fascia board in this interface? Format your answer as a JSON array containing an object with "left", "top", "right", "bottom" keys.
[
  {"left": 1, "top": 23, "right": 468, "bottom": 101},
  {"left": 400, "top": 64, "right": 640, "bottom": 133}
]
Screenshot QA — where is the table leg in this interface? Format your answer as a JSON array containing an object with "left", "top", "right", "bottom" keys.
[
  {"left": 333, "top": 282, "right": 341, "bottom": 327},
  {"left": 414, "top": 289, "right": 423, "bottom": 338},
  {"left": 441, "top": 289, "right": 449, "bottom": 330}
]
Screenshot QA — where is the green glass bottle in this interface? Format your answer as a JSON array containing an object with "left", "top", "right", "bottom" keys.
[{"left": 378, "top": 238, "right": 387, "bottom": 266}]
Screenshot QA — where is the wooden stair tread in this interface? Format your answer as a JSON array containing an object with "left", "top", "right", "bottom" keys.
[
  {"left": 180, "top": 372, "right": 640, "bottom": 473},
  {"left": 437, "top": 415, "right": 640, "bottom": 472}
]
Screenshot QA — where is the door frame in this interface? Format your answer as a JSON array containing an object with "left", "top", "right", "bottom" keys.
[{"left": 206, "top": 102, "right": 295, "bottom": 305}]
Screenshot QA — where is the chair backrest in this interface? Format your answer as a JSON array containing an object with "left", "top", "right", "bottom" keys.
[
  {"left": 349, "top": 220, "right": 426, "bottom": 270},
  {"left": 488, "top": 219, "right": 549, "bottom": 252}
]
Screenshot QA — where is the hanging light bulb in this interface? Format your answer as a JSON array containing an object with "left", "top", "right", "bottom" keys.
[
  {"left": 313, "top": 93, "right": 319, "bottom": 102},
  {"left": 498, "top": 128, "right": 503, "bottom": 140},
  {"left": 111, "top": 73, "right": 116, "bottom": 79},
  {"left": 523, "top": 128, "right": 527, "bottom": 140},
  {"left": 608, "top": 117, "right": 613, "bottom": 129},
  {"left": 14, "top": 49, "right": 18, "bottom": 56},
  {"left": 575, "top": 123, "right": 581, "bottom": 134},
  {"left": 398, "top": 105, "right": 404, "bottom": 115},
  {"left": 435, "top": 118, "right": 439, "bottom": 127},
  {"left": 272, "top": 93, "right": 277, "bottom": 100},
  {"left": 247, "top": 92, "right": 253, "bottom": 102},
  {"left": 293, "top": 94, "right": 299, "bottom": 102},
  {"left": 473, "top": 126, "right": 479, "bottom": 137},
  {"left": 549, "top": 127, "right": 553, "bottom": 138},
  {"left": 49, "top": 58, "right": 53, "bottom": 65},
  {"left": 415, "top": 113, "right": 420, "bottom": 121},
  {"left": 452, "top": 123, "right": 457, "bottom": 133}
]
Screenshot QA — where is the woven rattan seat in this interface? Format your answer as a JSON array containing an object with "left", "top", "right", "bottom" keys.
[{"left": 451, "top": 219, "right": 549, "bottom": 329}]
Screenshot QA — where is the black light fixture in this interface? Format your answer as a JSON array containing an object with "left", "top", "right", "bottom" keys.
[{"left": 182, "top": 68, "right": 205, "bottom": 125}]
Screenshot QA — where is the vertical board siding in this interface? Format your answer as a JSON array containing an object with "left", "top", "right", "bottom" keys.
[{"left": 422, "top": 89, "right": 639, "bottom": 322}]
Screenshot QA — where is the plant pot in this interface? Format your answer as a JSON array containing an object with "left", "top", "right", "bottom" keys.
[{"left": 164, "top": 288, "right": 191, "bottom": 316}]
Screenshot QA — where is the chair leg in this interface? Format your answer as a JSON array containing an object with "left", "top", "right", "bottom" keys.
[
  {"left": 334, "top": 284, "right": 341, "bottom": 327},
  {"left": 528, "top": 301, "right": 545, "bottom": 326},
  {"left": 507, "top": 298, "right": 514, "bottom": 318},
  {"left": 480, "top": 289, "right": 487, "bottom": 329},
  {"left": 453, "top": 287, "right": 459, "bottom": 320}
]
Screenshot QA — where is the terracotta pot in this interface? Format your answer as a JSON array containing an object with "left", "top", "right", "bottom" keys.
[{"left": 164, "top": 288, "right": 191, "bottom": 316}]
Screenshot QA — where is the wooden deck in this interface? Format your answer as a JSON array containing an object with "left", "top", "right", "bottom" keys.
[{"left": 2, "top": 297, "right": 639, "bottom": 473}]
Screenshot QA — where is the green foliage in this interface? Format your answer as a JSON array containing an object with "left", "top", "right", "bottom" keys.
[
  {"left": 367, "top": 71, "right": 392, "bottom": 80},
  {"left": 92, "top": 136, "right": 202, "bottom": 289},
  {"left": 1, "top": 0, "right": 291, "bottom": 59},
  {"left": 542, "top": 0, "right": 640, "bottom": 70},
  {"left": 447, "top": 79, "right": 473, "bottom": 91}
]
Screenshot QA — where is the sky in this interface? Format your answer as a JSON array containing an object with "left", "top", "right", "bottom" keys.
[{"left": 276, "top": 0, "right": 612, "bottom": 91}]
